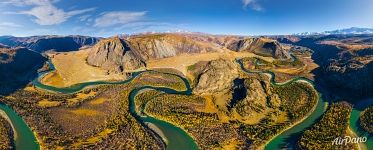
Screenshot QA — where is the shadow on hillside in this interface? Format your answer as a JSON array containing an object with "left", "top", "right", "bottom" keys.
[
  {"left": 229, "top": 78, "right": 247, "bottom": 109},
  {"left": 0, "top": 48, "right": 46, "bottom": 96},
  {"left": 295, "top": 38, "right": 372, "bottom": 105},
  {"left": 275, "top": 37, "right": 373, "bottom": 148}
]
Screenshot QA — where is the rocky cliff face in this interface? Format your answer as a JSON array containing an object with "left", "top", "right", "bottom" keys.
[
  {"left": 86, "top": 34, "right": 292, "bottom": 73},
  {"left": 190, "top": 58, "right": 281, "bottom": 119},
  {"left": 127, "top": 34, "right": 223, "bottom": 61},
  {"left": 230, "top": 78, "right": 281, "bottom": 117},
  {"left": 0, "top": 35, "right": 100, "bottom": 52},
  {"left": 0, "top": 47, "right": 46, "bottom": 95},
  {"left": 193, "top": 59, "right": 239, "bottom": 94},
  {"left": 227, "top": 38, "right": 291, "bottom": 59},
  {"left": 87, "top": 37, "right": 145, "bottom": 73}
]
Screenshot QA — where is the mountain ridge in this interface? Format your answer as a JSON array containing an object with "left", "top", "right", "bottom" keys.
[
  {"left": 87, "top": 37, "right": 145, "bottom": 73},
  {"left": 0, "top": 35, "right": 100, "bottom": 53},
  {"left": 86, "top": 33, "right": 291, "bottom": 73},
  {"left": 294, "top": 27, "right": 373, "bottom": 36},
  {"left": 0, "top": 47, "right": 46, "bottom": 95}
]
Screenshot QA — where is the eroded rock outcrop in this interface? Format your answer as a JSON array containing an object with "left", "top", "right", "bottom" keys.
[
  {"left": 227, "top": 38, "right": 291, "bottom": 59},
  {"left": 230, "top": 78, "right": 281, "bottom": 117},
  {"left": 87, "top": 37, "right": 145, "bottom": 73},
  {"left": 193, "top": 59, "right": 239, "bottom": 94},
  {"left": 190, "top": 58, "right": 282, "bottom": 121},
  {"left": 127, "top": 34, "right": 223, "bottom": 61}
]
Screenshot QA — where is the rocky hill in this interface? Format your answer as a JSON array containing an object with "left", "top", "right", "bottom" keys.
[
  {"left": 0, "top": 35, "right": 100, "bottom": 52},
  {"left": 87, "top": 37, "right": 145, "bottom": 73},
  {"left": 161, "top": 33, "right": 292, "bottom": 60},
  {"left": 86, "top": 33, "right": 291, "bottom": 73},
  {"left": 173, "top": 33, "right": 244, "bottom": 48},
  {"left": 0, "top": 47, "right": 46, "bottom": 95},
  {"left": 193, "top": 59, "right": 240, "bottom": 94},
  {"left": 227, "top": 37, "right": 291, "bottom": 59},
  {"left": 127, "top": 33, "right": 224, "bottom": 61}
]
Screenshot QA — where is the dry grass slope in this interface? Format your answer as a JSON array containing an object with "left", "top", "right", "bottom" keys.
[{"left": 41, "top": 49, "right": 125, "bottom": 87}]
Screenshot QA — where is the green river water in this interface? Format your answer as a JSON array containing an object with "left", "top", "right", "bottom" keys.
[
  {"left": 0, "top": 58, "right": 371, "bottom": 150},
  {"left": 236, "top": 59, "right": 328, "bottom": 149},
  {"left": 0, "top": 103, "right": 39, "bottom": 150},
  {"left": 238, "top": 59, "right": 373, "bottom": 150},
  {"left": 31, "top": 60, "right": 199, "bottom": 150},
  {"left": 349, "top": 99, "right": 373, "bottom": 150}
]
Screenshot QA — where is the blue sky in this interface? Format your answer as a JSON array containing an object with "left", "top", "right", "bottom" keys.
[{"left": 0, "top": 0, "right": 372, "bottom": 37}]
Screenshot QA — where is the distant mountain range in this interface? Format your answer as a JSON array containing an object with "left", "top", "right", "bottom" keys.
[
  {"left": 295, "top": 27, "right": 373, "bottom": 36},
  {"left": 0, "top": 35, "right": 100, "bottom": 52}
]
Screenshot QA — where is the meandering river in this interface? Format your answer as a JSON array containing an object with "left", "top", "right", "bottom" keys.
[
  {"left": 238, "top": 58, "right": 373, "bottom": 149},
  {"left": 0, "top": 103, "right": 39, "bottom": 150},
  {"left": 236, "top": 59, "right": 328, "bottom": 149},
  {"left": 0, "top": 58, "right": 371, "bottom": 150},
  {"left": 349, "top": 99, "right": 373, "bottom": 150},
  {"left": 32, "top": 61, "right": 199, "bottom": 150}
]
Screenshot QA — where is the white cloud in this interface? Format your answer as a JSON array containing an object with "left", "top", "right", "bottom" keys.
[
  {"left": 242, "top": 0, "right": 263, "bottom": 11},
  {"left": 242, "top": 0, "right": 254, "bottom": 7},
  {"left": 0, "top": 22, "right": 22, "bottom": 27},
  {"left": 1, "top": 0, "right": 59, "bottom": 6},
  {"left": 20, "top": 5, "right": 95, "bottom": 25},
  {"left": 3, "top": 0, "right": 95, "bottom": 25},
  {"left": 113, "top": 22, "right": 176, "bottom": 31},
  {"left": 92, "top": 21, "right": 186, "bottom": 37},
  {"left": 78, "top": 14, "right": 91, "bottom": 22},
  {"left": 94, "top": 11, "right": 147, "bottom": 27}
]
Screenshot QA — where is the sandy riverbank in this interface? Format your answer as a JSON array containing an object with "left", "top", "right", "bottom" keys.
[{"left": 145, "top": 122, "right": 168, "bottom": 144}]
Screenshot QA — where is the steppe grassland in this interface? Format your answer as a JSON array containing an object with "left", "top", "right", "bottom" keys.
[
  {"left": 147, "top": 51, "right": 274, "bottom": 75},
  {"left": 42, "top": 48, "right": 273, "bottom": 87},
  {"left": 41, "top": 49, "right": 125, "bottom": 87}
]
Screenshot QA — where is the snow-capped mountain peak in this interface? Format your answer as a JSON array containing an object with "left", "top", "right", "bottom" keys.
[{"left": 295, "top": 27, "right": 373, "bottom": 36}]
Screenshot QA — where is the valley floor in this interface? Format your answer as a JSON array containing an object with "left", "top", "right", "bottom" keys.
[
  {"left": 147, "top": 51, "right": 275, "bottom": 75},
  {"left": 42, "top": 49, "right": 126, "bottom": 87},
  {"left": 41, "top": 50, "right": 275, "bottom": 87}
]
